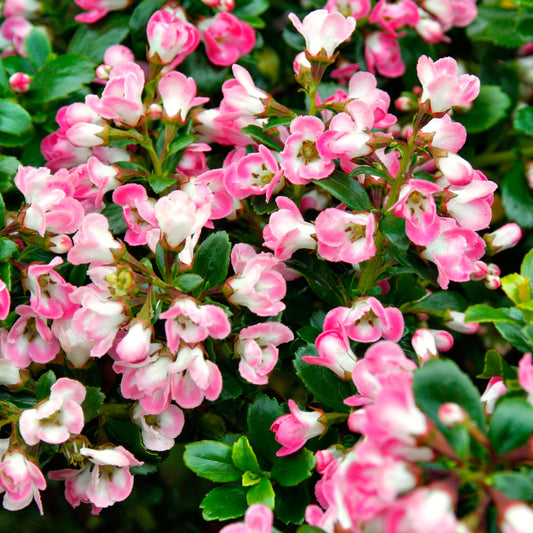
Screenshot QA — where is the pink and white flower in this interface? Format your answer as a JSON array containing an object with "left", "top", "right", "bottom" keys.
[
  {"left": 220, "top": 504, "right": 273, "bottom": 533},
  {"left": 74, "top": 0, "right": 130, "bottom": 24},
  {"left": 364, "top": 31, "right": 405, "bottom": 78},
  {"left": 19, "top": 378, "right": 86, "bottom": 445},
  {"left": 133, "top": 403, "right": 185, "bottom": 452},
  {"left": 271, "top": 399, "right": 326, "bottom": 456},
  {"left": 235, "top": 322, "right": 294, "bottom": 385}
]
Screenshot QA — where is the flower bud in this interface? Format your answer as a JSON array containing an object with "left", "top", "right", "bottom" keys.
[
  {"left": 484, "top": 223, "right": 522, "bottom": 254},
  {"left": 8, "top": 72, "right": 30, "bottom": 92},
  {"left": 438, "top": 402, "right": 467, "bottom": 427}
]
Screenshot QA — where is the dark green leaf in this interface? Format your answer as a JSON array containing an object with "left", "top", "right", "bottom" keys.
[
  {"left": 465, "top": 305, "right": 523, "bottom": 324},
  {"left": 104, "top": 418, "right": 160, "bottom": 462},
  {"left": 381, "top": 216, "right": 409, "bottom": 251},
  {"left": 502, "top": 160, "right": 533, "bottom": 228},
  {"left": 517, "top": 5, "right": 533, "bottom": 40},
  {"left": 0, "top": 391, "right": 36, "bottom": 409},
  {"left": 31, "top": 55, "right": 95, "bottom": 103},
  {"left": 282, "top": 28, "right": 305, "bottom": 51},
  {"left": 275, "top": 484, "right": 309, "bottom": 525},
  {"left": 0, "top": 59, "right": 8, "bottom": 93},
  {"left": 491, "top": 472, "right": 533, "bottom": 502},
  {"left": 192, "top": 231, "right": 231, "bottom": 291},
  {"left": 410, "top": 291, "right": 468, "bottom": 313},
  {"left": 455, "top": 86, "right": 511, "bottom": 134},
  {"left": 175, "top": 273, "right": 204, "bottom": 292},
  {"left": 413, "top": 359, "right": 486, "bottom": 432},
  {"left": 247, "top": 394, "right": 283, "bottom": 463},
  {"left": 514, "top": 106, "right": 533, "bottom": 136},
  {"left": 113, "top": 160, "right": 148, "bottom": 173},
  {"left": 131, "top": 463, "right": 158, "bottom": 475},
  {"left": 266, "top": 116, "right": 293, "bottom": 129},
  {"left": 387, "top": 246, "right": 438, "bottom": 285},
  {"left": 233, "top": 0, "right": 269, "bottom": 17},
  {"left": 0, "top": 155, "right": 19, "bottom": 192},
  {"left": 246, "top": 477, "right": 275, "bottom": 508},
  {"left": 271, "top": 448, "right": 316, "bottom": 487},
  {"left": 101, "top": 202, "right": 128, "bottom": 235},
  {"left": 184, "top": 441, "right": 242, "bottom": 482},
  {"left": 467, "top": 7, "right": 529, "bottom": 47},
  {"left": 232, "top": 436, "right": 262, "bottom": 474},
  {"left": 314, "top": 172, "right": 372, "bottom": 211},
  {"left": 148, "top": 174, "right": 176, "bottom": 194},
  {"left": 129, "top": 0, "right": 165, "bottom": 36},
  {"left": 81, "top": 387, "right": 105, "bottom": 422},
  {"left": 294, "top": 346, "right": 354, "bottom": 413},
  {"left": 241, "top": 125, "right": 282, "bottom": 152},
  {"left": 478, "top": 349, "right": 518, "bottom": 380},
  {"left": 351, "top": 165, "right": 392, "bottom": 183},
  {"left": 489, "top": 398, "right": 533, "bottom": 454},
  {"left": 251, "top": 194, "right": 277, "bottom": 215},
  {"left": 0, "top": 99, "right": 33, "bottom": 147},
  {"left": 297, "top": 527, "right": 327, "bottom": 533},
  {"left": 495, "top": 321, "right": 532, "bottom": 353},
  {"left": 24, "top": 29, "right": 52, "bottom": 70},
  {"left": 0, "top": 195, "right": 4, "bottom": 229},
  {"left": 286, "top": 254, "right": 346, "bottom": 307},
  {"left": 182, "top": 52, "right": 229, "bottom": 94},
  {"left": 35, "top": 370, "right": 56, "bottom": 402},
  {"left": 0, "top": 238, "right": 18, "bottom": 262},
  {"left": 166, "top": 134, "right": 197, "bottom": 157},
  {"left": 200, "top": 485, "right": 248, "bottom": 521},
  {"left": 68, "top": 14, "right": 130, "bottom": 62}
]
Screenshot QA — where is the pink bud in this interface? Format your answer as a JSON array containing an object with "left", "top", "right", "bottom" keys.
[
  {"left": 438, "top": 402, "right": 467, "bottom": 427},
  {"left": 484, "top": 223, "right": 522, "bottom": 254},
  {"left": 8, "top": 72, "right": 30, "bottom": 93}
]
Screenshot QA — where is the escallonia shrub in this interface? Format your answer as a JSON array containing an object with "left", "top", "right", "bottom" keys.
[{"left": 1, "top": 0, "right": 533, "bottom": 531}]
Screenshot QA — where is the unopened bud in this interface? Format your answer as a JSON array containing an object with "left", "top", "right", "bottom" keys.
[
  {"left": 9, "top": 72, "right": 31, "bottom": 93},
  {"left": 438, "top": 402, "right": 467, "bottom": 427},
  {"left": 484, "top": 223, "right": 522, "bottom": 254},
  {"left": 48, "top": 234, "right": 73, "bottom": 254},
  {"left": 444, "top": 311, "right": 479, "bottom": 335}
]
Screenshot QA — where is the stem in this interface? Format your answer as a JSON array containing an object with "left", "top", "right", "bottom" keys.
[
  {"left": 142, "top": 137, "right": 164, "bottom": 176},
  {"left": 308, "top": 82, "right": 317, "bottom": 116},
  {"left": 356, "top": 232, "right": 386, "bottom": 295}
]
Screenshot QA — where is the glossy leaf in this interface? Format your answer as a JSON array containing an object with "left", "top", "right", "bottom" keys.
[
  {"left": 184, "top": 441, "right": 242, "bottom": 483},
  {"left": 489, "top": 398, "right": 533, "bottom": 455},
  {"left": 200, "top": 485, "right": 248, "bottom": 521}
]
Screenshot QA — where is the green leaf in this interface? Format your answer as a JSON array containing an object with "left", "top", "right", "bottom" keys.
[
  {"left": 514, "top": 106, "right": 533, "bottom": 136},
  {"left": 232, "top": 436, "right": 262, "bottom": 474},
  {"left": 381, "top": 216, "right": 409, "bottom": 252},
  {"left": 0, "top": 238, "right": 18, "bottom": 262},
  {"left": 246, "top": 477, "right": 275, "bottom": 508},
  {"left": 68, "top": 14, "right": 130, "bottom": 63},
  {"left": 297, "top": 527, "right": 327, "bottom": 533},
  {"left": 495, "top": 321, "right": 532, "bottom": 353},
  {"left": 489, "top": 398, "right": 533, "bottom": 455},
  {"left": 175, "top": 273, "right": 203, "bottom": 292},
  {"left": 387, "top": 246, "right": 438, "bottom": 285},
  {"left": 521, "top": 248, "right": 533, "bottom": 280},
  {"left": 241, "top": 125, "right": 282, "bottom": 152},
  {"left": 248, "top": 394, "right": 283, "bottom": 462},
  {"left": 411, "top": 291, "right": 468, "bottom": 313},
  {"left": 129, "top": 0, "right": 165, "bottom": 36},
  {"left": 455, "top": 85, "right": 511, "bottom": 134},
  {"left": 192, "top": 231, "right": 231, "bottom": 291},
  {"left": 166, "top": 134, "right": 197, "bottom": 157},
  {"left": 81, "top": 387, "right": 105, "bottom": 422},
  {"left": 314, "top": 172, "right": 372, "bottom": 211},
  {"left": 182, "top": 52, "right": 229, "bottom": 94},
  {"left": 351, "top": 165, "right": 392, "bottom": 183},
  {"left": 282, "top": 28, "right": 305, "bottom": 51},
  {"left": 104, "top": 418, "right": 160, "bottom": 462},
  {"left": 148, "top": 173, "right": 176, "bottom": 194},
  {"left": 101, "top": 202, "right": 128, "bottom": 235},
  {"left": 275, "top": 484, "right": 309, "bottom": 525},
  {"left": 31, "top": 55, "right": 95, "bottom": 103},
  {"left": 0, "top": 100, "right": 33, "bottom": 147},
  {"left": 502, "top": 160, "right": 533, "bottom": 228},
  {"left": 184, "top": 441, "right": 242, "bottom": 483},
  {"left": 478, "top": 349, "right": 518, "bottom": 380},
  {"left": 0, "top": 195, "right": 5, "bottom": 231},
  {"left": 286, "top": 254, "right": 346, "bottom": 307},
  {"left": 271, "top": 449, "right": 316, "bottom": 487},
  {"left": 465, "top": 305, "right": 523, "bottom": 324},
  {"left": 467, "top": 6, "right": 529, "bottom": 47},
  {"left": 35, "top": 370, "right": 56, "bottom": 402},
  {"left": 294, "top": 346, "right": 354, "bottom": 413},
  {"left": 0, "top": 391, "right": 35, "bottom": 409},
  {"left": 491, "top": 472, "right": 533, "bottom": 502},
  {"left": 0, "top": 155, "right": 19, "bottom": 192},
  {"left": 233, "top": 0, "right": 269, "bottom": 17},
  {"left": 0, "top": 59, "right": 8, "bottom": 94},
  {"left": 413, "top": 359, "right": 486, "bottom": 432},
  {"left": 516, "top": 5, "right": 533, "bottom": 40},
  {"left": 24, "top": 29, "right": 52, "bottom": 70},
  {"left": 200, "top": 485, "right": 248, "bottom": 521}
]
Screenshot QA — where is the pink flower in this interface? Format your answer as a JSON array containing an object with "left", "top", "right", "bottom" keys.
[
  {"left": 500, "top": 502, "right": 533, "bottom": 533},
  {"left": 220, "top": 504, "right": 273, "bottom": 533},
  {"left": 86, "top": 62, "right": 145, "bottom": 127},
  {"left": 0, "top": 451, "right": 46, "bottom": 514},
  {"left": 271, "top": 399, "right": 326, "bottom": 457},
  {"left": 324, "top": 0, "right": 371, "bottom": 19},
  {"left": 147, "top": 8, "right": 200, "bottom": 65},
  {"left": 417, "top": 55, "right": 480, "bottom": 115},
  {"left": 364, "top": 32, "right": 405, "bottom": 78},
  {"left": 8, "top": 72, "right": 30, "bottom": 92},
  {"left": 518, "top": 353, "right": 533, "bottom": 405},
  {"left": 49, "top": 445, "right": 142, "bottom": 514},
  {"left": 369, "top": 0, "right": 419, "bottom": 36},
  {"left": 280, "top": 115, "right": 335, "bottom": 185},
  {"left": 236, "top": 322, "right": 294, "bottom": 385},
  {"left": 289, "top": 9, "right": 356, "bottom": 61},
  {"left": 419, "top": 114, "right": 467, "bottom": 153},
  {"left": 443, "top": 310, "right": 479, "bottom": 334},
  {"left": 158, "top": 71, "right": 208, "bottom": 123},
  {"left": 159, "top": 296, "right": 231, "bottom": 353},
  {"left": 3, "top": 0, "right": 41, "bottom": 19},
  {"left": 224, "top": 145, "right": 284, "bottom": 202},
  {"left": 19, "top": 378, "right": 86, "bottom": 445},
  {"left": 74, "top": 0, "right": 130, "bottom": 24},
  {"left": 411, "top": 328, "right": 453, "bottom": 362},
  {"left": 68, "top": 213, "right": 123, "bottom": 266},
  {"left": 168, "top": 345, "right": 223, "bottom": 409},
  {"left": 315, "top": 208, "right": 376, "bottom": 264},
  {"left": 484, "top": 223, "right": 522, "bottom": 254},
  {"left": 133, "top": 403, "right": 185, "bottom": 452},
  {"left": 323, "top": 297, "right": 404, "bottom": 343},
  {"left": 224, "top": 244, "right": 287, "bottom": 317},
  {"left": 262, "top": 197, "right": 316, "bottom": 260},
  {"left": 115, "top": 320, "right": 153, "bottom": 363},
  {"left": 198, "top": 12, "right": 255, "bottom": 66},
  {"left": 0, "top": 280, "right": 10, "bottom": 321}
]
